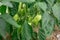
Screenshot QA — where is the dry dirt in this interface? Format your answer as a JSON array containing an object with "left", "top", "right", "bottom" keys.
[{"left": 46, "top": 25, "right": 60, "bottom": 40}]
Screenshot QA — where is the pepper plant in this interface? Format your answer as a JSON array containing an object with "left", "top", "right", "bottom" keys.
[{"left": 0, "top": 0, "right": 60, "bottom": 40}]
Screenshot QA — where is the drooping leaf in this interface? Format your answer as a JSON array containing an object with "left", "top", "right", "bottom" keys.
[
  {"left": 0, "top": 16, "right": 7, "bottom": 39},
  {"left": 21, "top": 21, "right": 33, "bottom": 40},
  {"left": 1, "top": 13, "right": 20, "bottom": 28},
  {"left": 52, "top": 3, "right": 60, "bottom": 21},
  {"left": 42, "top": 12, "right": 54, "bottom": 37},
  {"left": 35, "top": 2, "right": 47, "bottom": 11}
]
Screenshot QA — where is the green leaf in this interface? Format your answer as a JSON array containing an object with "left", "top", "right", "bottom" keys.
[
  {"left": 2, "top": 0, "right": 35, "bottom": 3},
  {"left": 42, "top": 12, "right": 54, "bottom": 37},
  {"left": 21, "top": 21, "right": 33, "bottom": 40},
  {"left": 0, "top": 17, "right": 7, "bottom": 39},
  {"left": 8, "top": 2, "right": 19, "bottom": 16},
  {"left": 0, "top": 1, "right": 13, "bottom": 7},
  {"left": 35, "top": 2, "right": 47, "bottom": 11},
  {"left": 12, "top": 29, "right": 18, "bottom": 40},
  {"left": 0, "top": 2, "right": 3, "bottom": 6},
  {"left": 0, "top": 5, "right": 6, "bottom": 14},
  {"left": 57, "top": 0, "right": 60, "bottom": 2},
  {"left": 52, "top": 3, "right": 60, "bottom": 21},
  {"left": 46, "top": 0, "right": 55, "bottom": 6},
  {"left": 11, "top": 0, "right": 35, "bottom": 3},
  {"left": 1, "top": 13, "right": 20, "bottom": 28},
  {"left": 38, "top": 29, "right": 46, "bottom": 40}
]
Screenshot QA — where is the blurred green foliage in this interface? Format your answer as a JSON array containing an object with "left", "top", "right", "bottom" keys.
[{"left": 0, "top": 0, "right": 60, "bottom": 40}]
